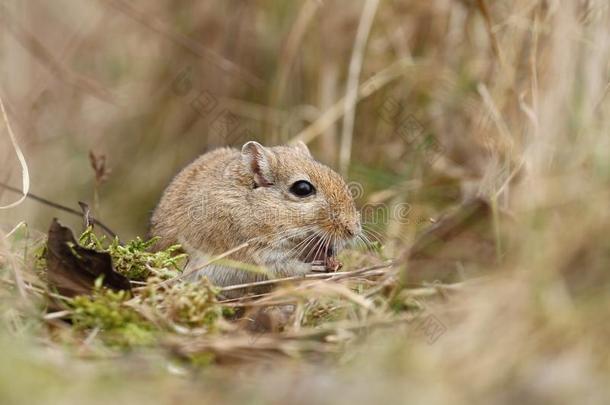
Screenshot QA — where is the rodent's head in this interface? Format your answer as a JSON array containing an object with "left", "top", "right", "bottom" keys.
[{"left": 239, "top": 141, "right": 361, "bottom": 263}]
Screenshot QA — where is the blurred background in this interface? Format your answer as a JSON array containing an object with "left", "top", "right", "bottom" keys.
[
  {"left": 1, "top": 0, "right": 527, "bottom": 249},
  {"left": 1, "top": 1, "right": 610, "bottom": 403}
]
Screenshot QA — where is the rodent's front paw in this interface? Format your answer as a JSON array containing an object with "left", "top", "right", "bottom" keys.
[
  {"left": 325, "top": 256, "right": 343, "bottom": 272},
  {"left": 310, "top": 257, "right": 343, "bottom": 273}
]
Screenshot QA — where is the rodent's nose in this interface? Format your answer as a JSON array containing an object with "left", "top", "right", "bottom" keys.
[
  {"left": 345, "top": 220, "right": 362, "bottom": 238},
  {"left": 328, "top": 207, "right": 361, "bottom": 239}
]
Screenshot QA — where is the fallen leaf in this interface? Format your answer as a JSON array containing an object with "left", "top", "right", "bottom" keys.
[{"left": 45, "top": 218, "right": 131, "bottom": 297}]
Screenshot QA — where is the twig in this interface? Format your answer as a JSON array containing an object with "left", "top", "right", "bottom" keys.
[
  {"left": 78, "top": 202, "right": 93, "bottom": 229},
  {"left": 218, "top": 272, "right": 388, "bottom": 307},
  {"left": 0, "top": 182, "right": 119, "bottom": 240},
  {"left": 218, "top": 267, "right": 392, "bottom": 307},
  {"left": 328, "top": 260, "right": 395, "bottom": 281},
  {"left": 219, "top": 261, "right": 394, "bottom": 293},
  {"left": 43, "top": 310, "right": 71, "bottom": 320}
]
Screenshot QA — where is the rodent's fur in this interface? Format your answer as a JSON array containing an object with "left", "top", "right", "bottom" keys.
[{"left": 150, "top": 141, "right": 361, "bottom": 294}]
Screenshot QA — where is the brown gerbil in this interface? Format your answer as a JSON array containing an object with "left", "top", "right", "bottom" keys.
[{"left": 150, "top": 141, "right": 361, "bottom": 295}]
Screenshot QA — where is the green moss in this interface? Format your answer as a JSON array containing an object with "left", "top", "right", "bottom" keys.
[
  {"left": 188, "top": 352, "right": 216, "bottom": 368},
  {"left": 69, "top": 282, "right": 155, "bottom": 348},
  {"left": 302, "top": 300, "right": 349, "bottom": 327},
  {"left": 78, "top": 227, "right": 187, "bottom": 280},
  {"left": 36, "top": 228, "right": 227, "bottom": 350},
  {"left": 140, "top": 278, "right": 222, "bottom": 329}
]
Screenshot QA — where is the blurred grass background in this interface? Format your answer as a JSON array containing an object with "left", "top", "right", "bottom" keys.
[
  {"left": 1, "top": 0, "right": 610, "bottom": 404},
  {"left": 0, "top": 0, "right": 498, "bottom": 246}
]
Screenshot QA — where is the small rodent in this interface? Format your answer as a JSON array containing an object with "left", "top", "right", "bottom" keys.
[{"left": 150, "top": 141, "right": 361, "bottom": 295}]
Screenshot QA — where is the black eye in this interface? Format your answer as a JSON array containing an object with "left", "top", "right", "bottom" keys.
[{"left": 290, "top": 180, "right": 316, "bottom": 197}]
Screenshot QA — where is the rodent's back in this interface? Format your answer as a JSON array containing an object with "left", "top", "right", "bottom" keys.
[{"left": 150, "top": 147, "right": 240, "bottom": 251}]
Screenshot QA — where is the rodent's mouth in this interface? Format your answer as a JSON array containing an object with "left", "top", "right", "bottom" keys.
[
  {"left": 300, "top": 242, "right": 335, "bottom": 264},
  {"left": 297, "top": 236, "right": 342, "bottom": 273}
]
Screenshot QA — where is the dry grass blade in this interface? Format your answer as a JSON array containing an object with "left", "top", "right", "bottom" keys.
[
  {"left": 170, "top": 310, "right": 442, "bottom": 364},
  {"left": 291, "top": 58, "right": 415, "bottom": 145},
  {"left": 0, "top": 230, "right": 26, "bottom": 299},
  {"left": 475, "top": 0, "right": 505, "bottom": 67},
  {"left": 0, "top": 94, "right": 29, "bottom": 211},
  {"left": 340, "top": 0, "right": 379, "bottom": 175},
  {"left": 164, "top": 242, "right": 252, "bottom": 285},
  {"left": 219, "top": 262, "right": 394, "bottom": 294}
]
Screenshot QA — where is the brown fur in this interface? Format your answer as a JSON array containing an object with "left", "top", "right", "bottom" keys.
[{"left": 150, "top": 141, "right": 360, "bottom": 292}]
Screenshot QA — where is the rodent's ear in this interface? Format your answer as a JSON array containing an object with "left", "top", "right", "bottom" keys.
[
  {"left": 293, "top": 140, "right": 312, "bottom": 157},
  {"left": 241, "top": 141, "right": 274, "bottom": 187}
]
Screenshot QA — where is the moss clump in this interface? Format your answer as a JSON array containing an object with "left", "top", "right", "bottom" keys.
[
  {"left": 302, "top": 299, "right": 350, "bottom": 327},
  {"left": 78, "top": 227, "right": 186, "bottom": 280},
  {"left": 70, "top": 281, "right": 155, "bottom": 347},
  {"left": 139, "top": 277, "right": 222, "bottom": 329},
  {"left": 44, "top": 228, "right": 224, "bottom": 349}
]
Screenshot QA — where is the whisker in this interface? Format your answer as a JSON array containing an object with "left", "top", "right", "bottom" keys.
[
  {"left": 350, "top": 234, "right": 367, "bottom": 250},
  {"left": 262, "top": 225, "right": 318, "bottom": 248},
  {"left": 361, "top": 229, "right": 383, "bottom": 246},
  {"left": 303, "top": 231, "right": 326, "bottom": 263},
  {"left": 357, "top": 233, "right": 376, "bottom": 252},
  {"left": 312, "top": 233, "right": 330, "bottom": 264},
  {"left": 287, "top": 230, "right": 321, "bottom": 259},
  {"left": 362, "top": 225, "right": 385, "bottom": 242},
  {"left": 354, "top": 234, "right": 369, "bottom": 251}
]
